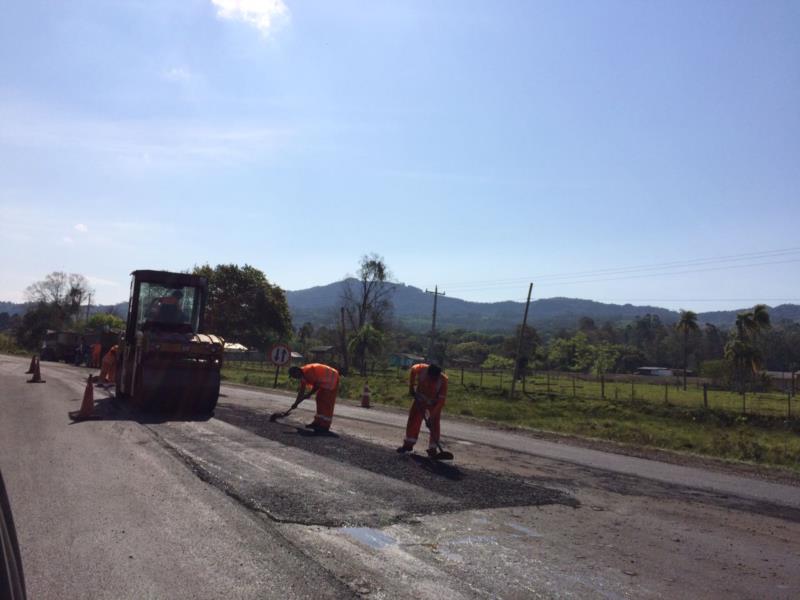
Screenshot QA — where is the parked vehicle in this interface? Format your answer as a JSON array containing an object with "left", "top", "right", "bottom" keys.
[{"left": 115, "top": 270, "right": 224, "bottom": 414}]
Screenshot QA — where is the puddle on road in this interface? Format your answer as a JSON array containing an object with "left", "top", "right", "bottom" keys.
[
  {"left": 341, "top": 527, "right": 397, "bottom": 550},
  {"left": 508, "top": 523, "right": 543, "bottom": 537}
]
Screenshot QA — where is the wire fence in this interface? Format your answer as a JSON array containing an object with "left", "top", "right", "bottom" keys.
[{"left": 222, "top": 356, "right": 797, "bottom": 420}]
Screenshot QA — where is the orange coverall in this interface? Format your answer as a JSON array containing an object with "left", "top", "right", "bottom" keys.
[
  {"left": 404, "top": 363, "right": 448, "bottom": 450},
  {"left": 298, "top": 363, "right": 340, "bottom": 430},
  {"left": 98, "top": 345, "right": 119, "bottom": 385},
  {"left": 91, "top": 343, "right": 102, "bottom": 368}
]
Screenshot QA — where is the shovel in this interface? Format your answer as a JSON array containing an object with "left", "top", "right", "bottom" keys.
[
  {"left": 269, "top": 393, "right": 307, "bottom": 422},
  {"left": 415, "top": 393, "right": 454, "bottom": 461}
]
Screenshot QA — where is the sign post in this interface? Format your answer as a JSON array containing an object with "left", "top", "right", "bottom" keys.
[{"left": 269, "top": 343, "right": 292, "bottom": 388}]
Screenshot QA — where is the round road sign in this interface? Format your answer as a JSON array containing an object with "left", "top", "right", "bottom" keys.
[{"left": 269, "top": 344, "right": 292, "bottom": 366}]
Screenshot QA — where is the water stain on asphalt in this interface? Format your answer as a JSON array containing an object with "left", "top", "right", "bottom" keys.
[
  {"left": 341, "top": 527, "right": 396, "bottom": 550},
  {"left": 508, "top": 523, "right": 543, "bottom": 537}
]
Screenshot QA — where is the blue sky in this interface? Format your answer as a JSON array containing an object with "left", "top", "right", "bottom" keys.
[{"left": 1, "top": 0, "right": 798, "bottom": 310}]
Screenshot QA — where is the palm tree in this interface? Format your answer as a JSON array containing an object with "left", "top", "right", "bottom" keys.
[
  {"left": 728, "top": 304, "right": 771, "bottom": 394},
  {"left": 735, "top": 304, "right": 771, "bottom": 339},
  {"left": 675, "top": 310, "right": 699, "bottom": 390}
]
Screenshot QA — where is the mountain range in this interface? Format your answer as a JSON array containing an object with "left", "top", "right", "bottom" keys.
[
  {"left": 4, "top": 280, "right": 799, "bottom": 334},
  {"left": 286, "top": 279, "right": 800, "bottom": 333},
  {"left": 286, "top": 279, "right": 800, "bottom": 332}
]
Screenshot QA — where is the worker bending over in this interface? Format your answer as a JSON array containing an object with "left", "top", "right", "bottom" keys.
[
  {"left": 288, "top": 363, "right": 340, "bottom": 433},
  {"left": 397, "top": 363, "right": 449, "bottom": 458}
]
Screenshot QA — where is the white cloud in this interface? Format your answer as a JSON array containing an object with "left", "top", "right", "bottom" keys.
[
  {"left": 211, "top": 0, "right": 289, "bottom": 36},
  {"left": 62, "top": 236, "right": 74, "bottom": 244},
  {"left": 74, "top": 223, "right": 88, "bottom": 233},
  {"left": 162, "top": 67, "right": 192, "bottom": 83}
]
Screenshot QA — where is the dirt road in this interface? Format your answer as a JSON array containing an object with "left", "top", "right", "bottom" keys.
[{"left": 1, "top": 354, "right": 798, "bottom": 599}]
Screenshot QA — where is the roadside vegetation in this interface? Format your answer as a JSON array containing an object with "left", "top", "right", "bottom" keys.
[{"left": 0, "top": 333, "right": 25, "bottom": 356}]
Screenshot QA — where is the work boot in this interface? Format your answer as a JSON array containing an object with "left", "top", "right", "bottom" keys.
[
  {"left": 396, "top": 443, "right": 414, "bottom": 454},
  {"left": 306, "top": 422, "right": 329, "bottom": 434}
]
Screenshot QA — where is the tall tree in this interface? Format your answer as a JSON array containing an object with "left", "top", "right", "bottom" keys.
[
  {"left": 675, "top": 310, "right": 699, "bottom": 390},
  {"left": 726, "top": 305, "right": 771, "bottom": 393},
  {"left": 341, "top": 254, "right": 394, "bottom": 372},
  {"left": 297, "top": 322, "right": 314, "bottom": 356},
  {"left": 734, "top": 304, "right": 771, "bottom": 339},
  {"left": 25, "top": 271, "right": 92, "bottom": 323},
  {"left": 347, "top": 324, "right": 385, "bottom": 376},
  {"left": 14, "top": 272, "right": 93, "bottom": 348},
  {"left": 193, "top": 264, "right": 292, "bottom": 350}
]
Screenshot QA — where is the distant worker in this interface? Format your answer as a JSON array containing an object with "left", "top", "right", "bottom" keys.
[
  {"left": 397, "top": 363, "right": 449, "bottom": 459},
  {"left": 74, "top": 337, "right": 86, "bottom": 366},
  {"left": 96, "top": 345, "right": 119, "bottom": 388},
  {"left": 288, "top": 363, "right": 340, "bottom": 433},
  {"left": 90, "top": 342, "right": 102, "bottom": 368}
]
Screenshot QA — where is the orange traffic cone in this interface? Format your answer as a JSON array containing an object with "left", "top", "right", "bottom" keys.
[
  {"left": 26, "top": 358, "right": 45, "bottom": 384},
  {"left": 361, "top": 383, "right": 371, "bottom": 408},
  {"left": 25, "top": 355, "right": 37, "bottom": 374},
  {"left": 69, "top": 376, "right": 96, "bottom": 421}
]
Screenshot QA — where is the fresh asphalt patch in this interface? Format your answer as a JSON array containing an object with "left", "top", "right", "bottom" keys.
[{"left": 151, "top": 404, "right": 578, "bottom": 528}]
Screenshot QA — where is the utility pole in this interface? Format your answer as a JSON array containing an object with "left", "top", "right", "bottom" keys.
[
  {"left": 85, "top": 292, "right": 92, "bottom": 323},
  {"left": 510, "top": 283, "right": 533, "bottom": 399},
  {"left": 426, "top": 285, "right": 445, "bottom": 363},
  {"left": 339, "top": 306, "right": 350, "bottom": 376}
]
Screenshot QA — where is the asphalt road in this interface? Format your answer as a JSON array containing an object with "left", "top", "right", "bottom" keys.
[{"left": 1, "top": 354, "right": 798, "bottom": 599}]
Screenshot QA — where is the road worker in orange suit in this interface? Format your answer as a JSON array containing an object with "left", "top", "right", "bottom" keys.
[
  {"left": 397, "top": 363, "right": 449, "bottom": 458},
  {"left": 288, "top": 363, "right": 340, "bottom": 433},
  {"left": 90, "top": 342, "right": 102, "bottom": 368},
  {"left": 96, "top": 345, "right": 119, "bottom": 388}
]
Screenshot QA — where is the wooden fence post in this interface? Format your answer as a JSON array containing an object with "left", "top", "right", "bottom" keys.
[
  {"left": 664, "top": 383, "right": 668, "bottom": 404},
  {"left": 479, "top": 368, "right": 484, "bottom": 388},
  {"left": 703, "top": 384, "right": 708, "bottom": 409},
  {"left": 601, "top": 375, "right": 605, "bottom": 400}
]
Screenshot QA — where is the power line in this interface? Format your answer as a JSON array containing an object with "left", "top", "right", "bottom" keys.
[
  {"left": 437, "top": 246, "right": 800, "bottom": 291},
  {"left": 439, "top": 258, "right": 800, "bottom": 292}
]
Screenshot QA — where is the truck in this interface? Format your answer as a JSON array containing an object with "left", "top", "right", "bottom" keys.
[
  {"left": 115, "top": 270, "right": 224, "bottom": 414},
  {"left": 40, "top": 330, "right": 81, "bottom": 363}
]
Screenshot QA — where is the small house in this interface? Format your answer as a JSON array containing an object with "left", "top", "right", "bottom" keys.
[
  {"left": 389, "top": 353, "right": 426, "bottom": 368},
  {"left": 635, "top": 366, "right": 674, "bottom": 377},
  {"left": 308, "top": 345, "right": 336, "bottom": 362}
]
